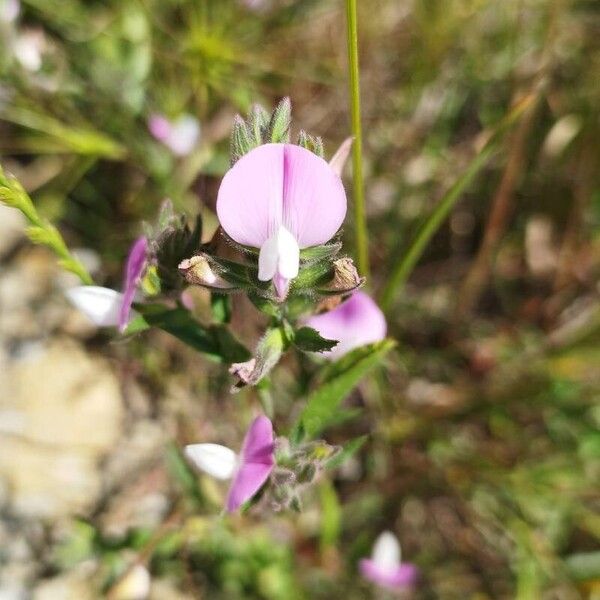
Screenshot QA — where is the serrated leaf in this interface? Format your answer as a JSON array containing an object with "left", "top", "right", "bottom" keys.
[
  {"left": 295, "top": 339, "right": 396, "bottom": 439},
  {"left": 294, "top": 326, "right": 338, "bottom": 353},
  {"left": 134, "top": 304, "right": 250, "bottom": 363},
  {"left": 269, "top": 97, "right": 291, "bottom": 143}
]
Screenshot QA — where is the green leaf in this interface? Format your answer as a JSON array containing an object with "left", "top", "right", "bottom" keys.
[
  {"left": 293, "top": 327, "right": 338, "bottom": 353},
  {"left": 565, "top": 551, "right": 600, "bottom": 581},
  {"left": 211, "top": 293, "right": 232, "bottom": 324},
  {"left": 295, "top": 339, "right": 396, "bottom": 438},
  {"left": 319, "top": 480, "right": 341, "bottom": 551},
  {"left": 135, "top": 304, "right": 250, "bottom": 363},
  {"left": 0, "top": 165, "right": 93, "bottom": 285},
  {"left": 325, "top": 435, "right": 368, "bottom": 471}
]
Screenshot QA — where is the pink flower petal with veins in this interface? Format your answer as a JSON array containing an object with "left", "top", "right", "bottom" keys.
[
  {"left": 119, "top": 236, "right": 148, "bottom": 332},
  {"left": 304, "top": 291, "right": 386, "bottom": 359},
  {"left": 226, "top": 415, "right": 275, "bottom": 512},
  {"left": 216, "top": 143, "right": 346, "bottom": 249}
]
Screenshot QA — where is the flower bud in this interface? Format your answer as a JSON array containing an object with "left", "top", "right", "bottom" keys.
[{"left": 179, "top": 255, "right": 237, "bottom": 291}]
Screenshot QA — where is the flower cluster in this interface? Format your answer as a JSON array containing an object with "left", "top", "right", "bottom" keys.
[{"left": 65, "top": 99, "right": 416, "bottom": 589}]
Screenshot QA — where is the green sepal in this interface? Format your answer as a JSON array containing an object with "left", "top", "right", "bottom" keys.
[
  {"left": 297, "top": 129, "right": 324, "bottom": 157},
  {"left": 291, "top": 260, "right": 333, "bottom": 291},
  {"left": 299, "top": 242, "right": 342, "bottom": 264},
  {"left": 230, "top": 115, "right": 257, "bottom": 165},
  {"left": 269, "top": 97, "right": 292, "bottom": 143}
]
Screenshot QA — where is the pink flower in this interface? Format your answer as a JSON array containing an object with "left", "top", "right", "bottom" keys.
[
  {"left": 0, "top": 0, "right": 20, "bottom": 23},
  {"left": 216, "top": 143, "right": 347, "bottom": 300},
  {"left": 148, "top": 113, "right": 200, "bottom": 156},
  {"left": 66, "top": 237, "right": 147, "bottom": 332},
  {"left": 185, "top": 416, "right": 275, "bottom": 512},
  {"left": 304, "top": 290, "right": 386, "bottom": 359},
  {"left": 359, "top": 531, "right": 418, "bottom": 590},
  {"left": 119, "top": 236, "right": 148, "bottom": 332}
]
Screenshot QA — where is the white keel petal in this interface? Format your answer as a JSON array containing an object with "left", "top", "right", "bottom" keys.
[
  {"left": 66, "top": 286, "right": 123, "bottom": 327},
  {"left": 372, "top": 531, "right": 401, "bottom": 571},
  {"left": 184, "top": 443, "right": 237, "bottom": 480}
]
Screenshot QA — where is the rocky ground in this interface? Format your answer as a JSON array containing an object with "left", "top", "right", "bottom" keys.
[{"left": 0, "top": 205, "right": 191, "bottom": 599}]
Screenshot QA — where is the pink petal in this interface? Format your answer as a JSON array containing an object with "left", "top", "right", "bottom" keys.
[
  {"left": 241, "top": 415, "right": 275, "bottom": 464},
  {"left": 281, "top": 144, "right": 347, "bottom": 247},
  {"left": 304, "top": 291, "right": 386, "bottom": 359},
  {"left": 119, "top": 236, "right": 148, "bottom": 332},
  {"left": 217, "top": 144, "right": 284, "bottom": 248},
  {"left": 216, "top": 143, "right": 347, "bottom": 249},
  {"left": 148, "top": 114, "right": 171, "bottom": 142},
  {"left": 226, "top": 462, "right": 274, "bottom": 512},
  {"left": 359, "top": 560, "right": 418, "bottom": 590},
  {"left": 226, "top": 416, "right": 275, "bottom": 512}
]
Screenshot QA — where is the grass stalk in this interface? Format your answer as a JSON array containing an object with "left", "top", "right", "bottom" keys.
[{"left": 345, "top": 0, "right": 369, "bottom": 279}]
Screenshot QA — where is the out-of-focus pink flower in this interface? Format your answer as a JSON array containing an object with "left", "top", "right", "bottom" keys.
[
  {"left": 359, "top": 531, "right": 418, "bottom": 590},
  {"left": 13, "top": 29, "right": 45, "bottom": 71},
  {"left": 216, "top": 143, "right": 347, "bottom": 300},
  {"left": 304, "top": 290, "right": 386, "bottom": 359},
  {"left": 240, "top": 0, "right": 268, "bottom": 10},
  {"left": 148, "top": 113, "right": 200, "bottom": 156},
  {"left": 119, "top": 236, "right": 148, "bottom": 332},
  {"left": 0, "top": 0, "right": 20, "bottom": 23},
  {"left": 185, "top": 415, "right": 275, "bottom": 512}
]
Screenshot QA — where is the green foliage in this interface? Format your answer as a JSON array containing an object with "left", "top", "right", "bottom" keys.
[
  {"left": 296, "top": 339, "right": 396, "bottom": 439},
  {"left": 292, "top": 327, "right": 338, "bottom": 354},
  {"left": 127, "top": 304, "right": 250, "bottom": 363},
  {"left": 380, "top": 95, "right": 535, "bottom": 310},
  {"left": 0, "top": 165, "right": 93, "bottom": 284}
]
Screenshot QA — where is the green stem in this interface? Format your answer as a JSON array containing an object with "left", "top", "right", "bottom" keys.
[{"left": 345, "top": 0, "right": 369, "bottom": 279}]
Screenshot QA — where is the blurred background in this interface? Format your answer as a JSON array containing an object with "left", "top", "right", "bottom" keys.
[{"left": 0, "top": 0, "right": 599, "bottom": 598}]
